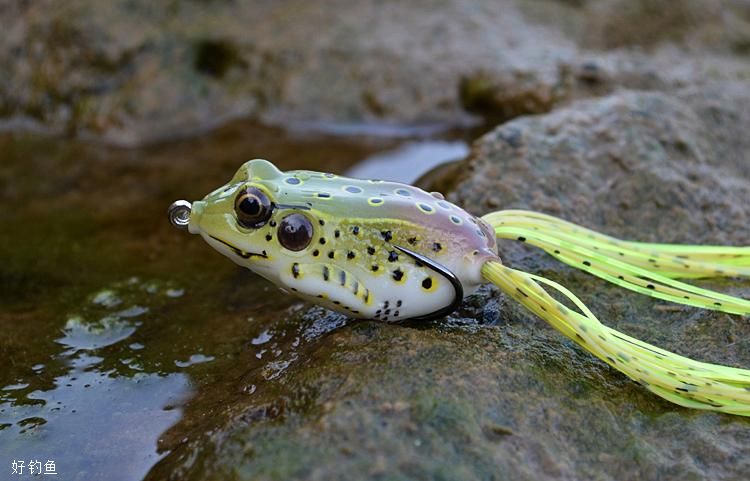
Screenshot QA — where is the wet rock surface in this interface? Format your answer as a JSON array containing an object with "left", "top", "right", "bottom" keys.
[
  {"left": 137, "top": 86, "right": 750, "bottom": 481},
  {"left": 3, "top": 0, "right": 749, "bottom": 145}
]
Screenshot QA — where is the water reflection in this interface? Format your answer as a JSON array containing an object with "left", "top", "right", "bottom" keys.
[
  {"left": 174, "top": 354, "right": 215, "bottom": 368},
  {"left": 286, "top": 120, "right": 468, "bottom": 138},
  {"left": 0, "top": 280, "right": 191, "bottom": 481},
  {"left": 346, "top": 140, "right": 469, "bottom": 183}
]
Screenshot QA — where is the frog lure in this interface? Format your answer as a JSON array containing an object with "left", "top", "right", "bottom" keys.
[{"left": 169, "top": 159, "right": 750, "bottom": 416}]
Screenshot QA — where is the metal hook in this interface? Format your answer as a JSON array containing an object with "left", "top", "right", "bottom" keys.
[
  {"left": 393, "top": 245, "right": 464, "bottom": 321},
  {"left": 168, "top": 200, "right": 192, "bottom": 229}
]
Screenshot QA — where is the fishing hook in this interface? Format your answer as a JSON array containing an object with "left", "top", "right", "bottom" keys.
[{"left": 393, "top": 245, "right": 464, "bottom": 321}]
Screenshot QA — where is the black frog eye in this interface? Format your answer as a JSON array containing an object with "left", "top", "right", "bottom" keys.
[
  {"left": 234, "top": 187, "right": 273, "bottom": 228},
  {"left": 278, "top": 213, "right": 313, "bottom": 251}
]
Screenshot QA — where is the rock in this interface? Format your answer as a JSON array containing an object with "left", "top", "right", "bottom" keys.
[
  {"left": 0, "top": 0, "right": 566, "bottom": 145},
  {"left": 447, "top": 85, "right": 750, "bottom": 479},
  {"left": 3, "top": 0, "right": 748, "bottom": 145},
  {"left": 144, "top": 86, "right": 750, "bottom": 480},
  {"left": 452, "top": 84, "right": 750, "bottom": 245}
]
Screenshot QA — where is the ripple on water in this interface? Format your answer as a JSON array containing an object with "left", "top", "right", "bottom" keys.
[
  {"left": 91, "top": 289, "right": 122, "bottom": 308},
  {"left": 174, "top": 354, "right": 216, "bottom": 368},
  {"left": 56, "top": 297, "right": 149, "bottom": 351},
  {"left": 262, "top": 356, "right": 297, "bottom": 381},
  {"left": 2, "top": 383, "right": 29, "bottom": 391},
  {"left": 251, "top": 329, "right": 273, "bottom": 345},
  {"left": 56, "top": 314, "right": 139, "bottom": 351}
]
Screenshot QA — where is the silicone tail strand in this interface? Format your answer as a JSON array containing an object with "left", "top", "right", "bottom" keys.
[
  {"left": 481, "top": 261, "right": 750, "bottom": 415},
  {"left": 482, "top": 210, "right": 750, "bottom": 315}
]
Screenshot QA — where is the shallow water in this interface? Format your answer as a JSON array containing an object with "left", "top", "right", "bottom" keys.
[
  {"left": 0, "top": 120, "right": 475, "bottom": 480},
  {"left": 346, "top": 140, "right": 469, "bottom": 183}
]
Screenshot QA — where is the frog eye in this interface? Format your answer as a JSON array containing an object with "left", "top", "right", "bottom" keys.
[
  {"left": 234, "top": 187, "right": 273, "bottom": 228},
  {"left": 278, "top": 213, "right": 313, "bottom": 251}
]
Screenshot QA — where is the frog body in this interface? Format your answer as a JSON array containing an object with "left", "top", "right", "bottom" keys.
[{"left": 187, "top": 159, "right": 498, "bottom": 320}]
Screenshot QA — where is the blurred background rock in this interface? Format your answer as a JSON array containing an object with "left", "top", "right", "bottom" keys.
[{"left": 2, "top": 0, "right": 749, "bottom": 145}]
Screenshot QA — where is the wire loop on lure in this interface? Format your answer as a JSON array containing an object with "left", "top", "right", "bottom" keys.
[
  {"left": 393, "top": 245, "right": 464, "bottom": 321},
  {"left": 168, "top": 200, "right": 192, "bottom": 229}
]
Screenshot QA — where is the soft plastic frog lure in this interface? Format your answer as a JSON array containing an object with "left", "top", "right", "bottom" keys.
[{"left": 169, "top": 159, "right": 750, "bottom": 416}]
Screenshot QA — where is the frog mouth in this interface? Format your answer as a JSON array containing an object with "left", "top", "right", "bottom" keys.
[{"left": 208, "top": 235, "right": 268, "bottom": 259}]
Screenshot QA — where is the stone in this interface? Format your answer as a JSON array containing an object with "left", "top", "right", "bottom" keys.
[{"left": 3, "top": 0, "right": 747, "bottom": 145}]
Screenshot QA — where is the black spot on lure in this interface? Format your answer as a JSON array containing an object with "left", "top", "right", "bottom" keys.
[{"left": 169, "top": 159, "right": 750, "bottom": 416}]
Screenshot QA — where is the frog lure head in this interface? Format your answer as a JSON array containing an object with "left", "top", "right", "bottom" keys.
[{"left": 171, "top": 159, "right": 750, "bottom": 417}]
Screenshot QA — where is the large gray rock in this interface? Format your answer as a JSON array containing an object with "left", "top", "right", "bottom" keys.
[
  {"left": 453, "top": 84, "right": 750, "bottom": 244},
  {"left": 2, "top": 0, "right": 749, "bottom": 145},
  {"left": 145, "top": 86, "right": 750, "bottom": 480},
  {"left": 0, "top": 0, "right": 569, "bottom": 145}
]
